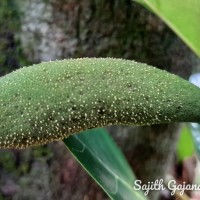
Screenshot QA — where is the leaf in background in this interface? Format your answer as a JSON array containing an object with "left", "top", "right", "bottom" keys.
[
  {"left": 190, "top": 123, "right": 200, "bottom": 159},
  {"left": 134, "top": 0, "right": 200, "bottom": 57},
  {"left": 64, "top": 128, "right": 147, "bottom": 200},
  {"left": 189, "top": 73, "right": 200, "bottom": 159},
  {"left": 177, "top": 125, "right": 194, "bottom": 161}
]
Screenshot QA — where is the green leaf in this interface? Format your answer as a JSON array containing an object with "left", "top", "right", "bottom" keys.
[
  {"left": 63, "top": 128, "right": 147, "bottom": 200},
  {"left": 177, "top": 124, "right": 194, "bottom": 161},
  {"left": 190, "top": 123, "right": 200, "bottom": 159},
  {"left": 134, "top": 0, "right": 200, "bottom": 57},
  {"left": 189, "top": 73, "right": 200, "bottom": 159}
]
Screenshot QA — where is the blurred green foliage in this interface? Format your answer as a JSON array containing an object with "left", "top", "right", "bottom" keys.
[
  {"left": 0, "top": 146, "right": 53, "bottom": 179},
  {"left": 0, "top": 151, "right": 16, "bottom": 172},
  {"left": 0, "top": 0, "right": 28, "bottom": 76},
  {"left": 177, "top": 125, "right": 195, "bottom": 161},
  {"left": 0, "top": 194, "right": 4, "bottom": 200}
]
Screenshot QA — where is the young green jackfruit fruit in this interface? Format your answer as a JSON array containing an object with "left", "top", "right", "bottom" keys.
[{"left": 0, "top": 58, "right": 200, "bottom": 149}]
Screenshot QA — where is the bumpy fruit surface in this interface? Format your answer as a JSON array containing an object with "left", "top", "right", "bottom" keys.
[{"left": 0, "top": 58, "right": 200, "bottom": 148}]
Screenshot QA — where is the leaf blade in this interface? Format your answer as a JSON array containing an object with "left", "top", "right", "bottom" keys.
[
  {"left": 177, "top": 124, "right": 195, "bottom": 161},
  {"left": 134, "top": 0, "right": 200, "bottom": 57},
  {"left": 63, "top": 128, "right": 147, "bottom": 200}
]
